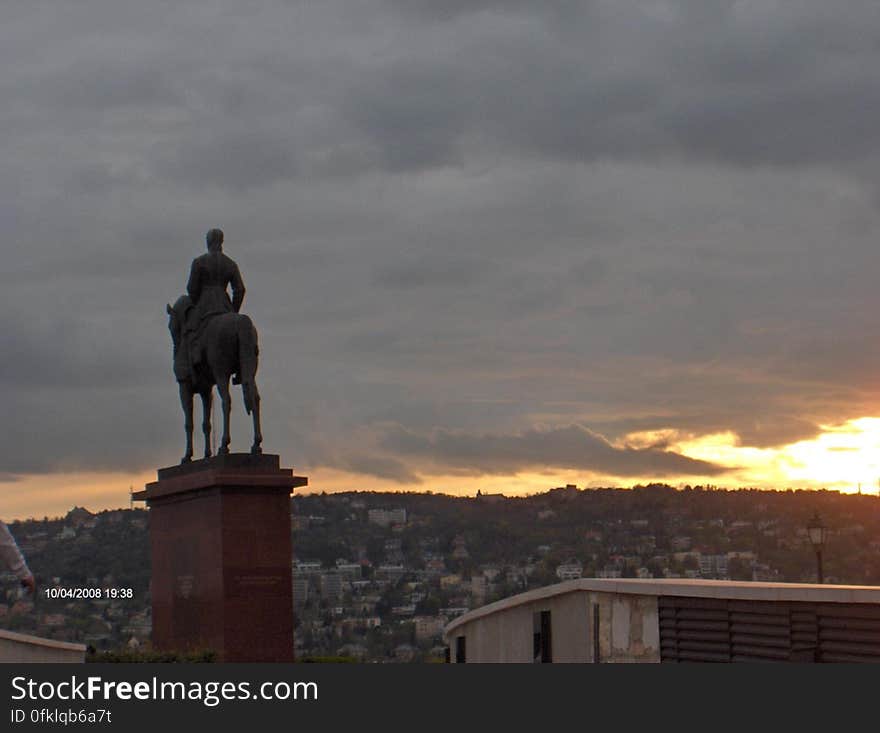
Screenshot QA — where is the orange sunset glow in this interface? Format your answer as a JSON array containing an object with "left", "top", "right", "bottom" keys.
[
  {"left": 5, "top": 417, "right": 880, "bottom": 520},
  {"left": 620, "top": 416, "right": 880, "bottom": 494}
]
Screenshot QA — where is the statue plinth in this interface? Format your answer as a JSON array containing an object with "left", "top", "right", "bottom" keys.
[{"left": 134, "top": 454, "right": 307, "bottom": 662}]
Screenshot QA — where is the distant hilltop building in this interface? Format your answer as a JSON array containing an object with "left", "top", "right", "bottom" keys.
[
  {"left": 475, "top": 490, "right": 506, "bottom": 504},
  {"left": 548, "top": 484, "right": 581, "bottom": 501},
  {"left": 368, "top": 508, "right": 407, "bottom": 527},
  {"left": 65, "top": 507, "right": 94, "bottom": 528}
]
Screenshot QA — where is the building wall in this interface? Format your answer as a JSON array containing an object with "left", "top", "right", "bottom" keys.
[
  {"left": 596, "top": 592, "right": 659, "bottom": 662},
  {"left": 445, "top": 578, "right": 880, "bottom": 663},
  {"left": 447, "top": 589, "right": 659, "bottom": 663},
  {"left": 0, "top": 629, "right": 85, "bottom": 663}
]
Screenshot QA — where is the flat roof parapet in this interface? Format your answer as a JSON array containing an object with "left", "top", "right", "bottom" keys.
[
  {"left": 445, "top": 578, "right": 880, "bottom": 636},
  {"left": 0, "top": 628, "right": 86, "bottom": 663}
]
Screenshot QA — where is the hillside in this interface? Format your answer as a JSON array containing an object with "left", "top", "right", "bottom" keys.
[{"left": 2, "top": 484, "right": 879, "bottom": 660}]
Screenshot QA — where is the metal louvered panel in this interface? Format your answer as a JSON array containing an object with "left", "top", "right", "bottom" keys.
[
  {"left": 730, "top": 644, "right": 790, "bottom": 660},
  {"left": 676, "top": 649, "right": 730, "bottom": 662},
  {"left": 789, "top": 608, "right": 818, "bottom": 660},
  {"left": 821, "top": 652, "right": 880, "bottom": 663},
  {"left": 660, "top": 596, "right": 800, "bottom": 663},
  {"left": 821, "top": 629, "right": 880, "bottom": 644},
  {"left": 730, "top": 623, "right": 789, "bottom": 636},
  {"left": 731, "top": 633, "right": 789, "bottom": 648},
  {"left": 729, "top": 602, "right": 791, "bottom": 662},
  {"left": 817, "top": 603, "right": 880, "bottom": 619},
  {"left": 661, "top": 596, "right": 880, "bottom": 663},
  {"left": 816, "top": 603, "right": 880, "bottom": 663},
  {"left": 820, "top": 618, "right": 880, "bottom": 632},
  {"left": 821, "top": 640, "right": 880, "bottom": 656},
  {"left": 659, "top": 596, "right": 730, "bottom": 663}
]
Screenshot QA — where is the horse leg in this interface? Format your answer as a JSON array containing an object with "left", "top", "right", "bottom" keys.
[
  {"left": 200, "top": 389, "right": 213, "bottom": 458},
  {"left": 249, "top": 382, "right": 262, "bottom": 455},
  {"left": 179, "top": 382, "right": 194, "bottom": 463},
  {"left": 235, "top": 317, "right": 262, "bottom": 455},
  {"left": 217, "top": 378, "right": 232, "bottom": 455}
]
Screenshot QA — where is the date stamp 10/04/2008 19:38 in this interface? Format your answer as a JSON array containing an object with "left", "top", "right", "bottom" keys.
[{"left": 42, "top": 587, "right": 133, "bottom": 600}]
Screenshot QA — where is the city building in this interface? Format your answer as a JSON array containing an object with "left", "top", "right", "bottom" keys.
[
  {"left": 699, "top": 554, "right": 729, "bottom": 578},
  {"left": 292, "top": 576, "right": 310, "bottom": 607},
  {"left": 555, "top": 559, "right": 583, "bottom": 581},
  {"left": 368, "top": 508, "right": 407, "bottom": 527},
  {"left": 320, "top": 572, "right": 345, "bottom": 601}
]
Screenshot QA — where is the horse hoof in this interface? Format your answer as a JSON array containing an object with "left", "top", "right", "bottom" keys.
[
  {"left": 251, "top": 446, "right": 262, "bottom": 455},
  {"left": 181, "top": 456, "right": 192, "bottom": 464},
  {"left": 218, "top": 447, "right": 229, "bottom": 456}
]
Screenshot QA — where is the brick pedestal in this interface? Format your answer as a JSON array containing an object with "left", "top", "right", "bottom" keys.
[{"left": 134, "top": 454, "right": 307, "bottom": 662}]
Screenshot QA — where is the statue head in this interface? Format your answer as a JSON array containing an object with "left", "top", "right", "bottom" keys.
[{"left": 206, "top": 228, "right": 224, "bottom": 253}]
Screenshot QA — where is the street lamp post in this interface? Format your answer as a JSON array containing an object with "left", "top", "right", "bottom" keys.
[{"left": 807, "top": 512, "right": 827, "bottom": 584}]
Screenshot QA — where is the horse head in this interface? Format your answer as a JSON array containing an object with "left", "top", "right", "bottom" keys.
[{"left": 166, "top": 295, "right": 193, "bottom": 353}]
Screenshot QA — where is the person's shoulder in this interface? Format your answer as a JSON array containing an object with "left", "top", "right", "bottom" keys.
[
  {"left": 192, "top": 253, "right": 211, "bottom": 266},
  {"left": 220, "top": 253, "right": 240, "bottom": 269}
]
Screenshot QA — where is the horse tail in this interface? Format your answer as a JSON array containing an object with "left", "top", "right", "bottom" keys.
[{"left": 238, "top": 315, "right": 260, "bottom": 415}]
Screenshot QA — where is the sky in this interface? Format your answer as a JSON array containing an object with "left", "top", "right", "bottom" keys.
[{"left": 5, "top": 1, "right": 880, "bottom": 519}]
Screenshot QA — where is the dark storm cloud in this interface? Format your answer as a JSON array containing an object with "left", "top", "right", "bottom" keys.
[
  {"left": 0, "top": 310, "right": 162, "bottom": 390},
  {"left": 383, "top": 0, "right": 543, "bottom": 21},
  {"left": 4, "top": 0, "right": 880, "bottom": 493},
  {"left": 153, "top": 128, "right": 299, "bottom": 191},
  {"left": 4, "top": 386, "right": 172, "bottom": 475},
  {"left": 326, "top": 2, "right": 880, "bottom": 171},
  {"left": 372, "top": 253, "right": 492, "bottom": 291},
  {"left": 340, "top": 455, "right": 421, "bottom": 484},
  {"left": 381, "top": 424, "right": 730, "bottom": 477},
  {"left": 33, "top": 59, "right": 181, "bottom": 114}
]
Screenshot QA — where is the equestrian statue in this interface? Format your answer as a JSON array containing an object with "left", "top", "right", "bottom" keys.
[{"left": 166, "top": 228, "right": 263, "bottom": 462}]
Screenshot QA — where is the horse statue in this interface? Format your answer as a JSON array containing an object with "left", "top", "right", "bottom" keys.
[{"left": 166, "top": 295, "right": 263, "bottom": 462}]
